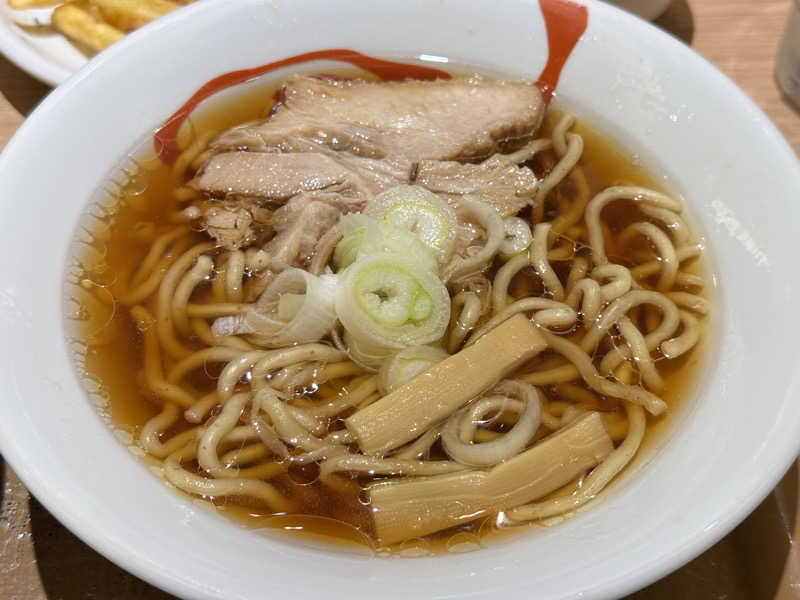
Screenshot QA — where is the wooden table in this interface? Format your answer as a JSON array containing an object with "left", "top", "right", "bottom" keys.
[{"left": 0, "top": 1, "right": 798, "bottom": 597}]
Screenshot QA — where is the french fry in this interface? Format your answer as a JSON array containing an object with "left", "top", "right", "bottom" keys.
[
  {"left": 8, "top": 0, "right": 193, "bottom": 58},
  {"left": 51, "top": 2, "right": 124, "bottom": 54},
  {"left": 7, "top": 0, "right": 60, "bottom": 8},
  {"left": 88, "top": 0, "right": 179, "bottom": 32}
]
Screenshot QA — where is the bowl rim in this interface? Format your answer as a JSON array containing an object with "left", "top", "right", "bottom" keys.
[{"left": 2, "top": 0, "right": 800, "bottom": 598}]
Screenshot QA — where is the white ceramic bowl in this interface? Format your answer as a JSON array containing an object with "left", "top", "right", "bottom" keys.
[{"left": 1, "top": 1, "right": 799, "bottom": 598}]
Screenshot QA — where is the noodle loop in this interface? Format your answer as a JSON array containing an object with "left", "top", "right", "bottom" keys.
[{"left": 78, "top": 91, "right": 708, "bottom": 551}]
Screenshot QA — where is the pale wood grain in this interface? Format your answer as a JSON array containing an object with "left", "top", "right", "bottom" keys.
[
  {"left": 0, "top": 1, "right": 798, "bottom": 598},
  {"left": 658, "top": 0, "right": 800, "bottom": 151}
]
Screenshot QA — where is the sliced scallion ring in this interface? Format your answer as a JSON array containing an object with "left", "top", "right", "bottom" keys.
[
  {"left": 334, "top": 213, "right": 437, "bottom": 273},
  {"left": 335, "top": 252, "right": 450, "bottom": 351},
  {"left": 212, "top": 269, "right": 337, "bottom": 347},
  {"left": 364, "top": 185, "right": 458, "bottom": 267},
  {"left": 378, "top": 344, "right": 450, "bottom": 394}
]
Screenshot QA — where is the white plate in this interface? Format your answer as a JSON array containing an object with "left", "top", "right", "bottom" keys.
[
  {"left": 0, "top": 0, "right": 799, "bottom": 599},
  {"left": 0, "top": 2, "right": 85, "bottom": 85}
]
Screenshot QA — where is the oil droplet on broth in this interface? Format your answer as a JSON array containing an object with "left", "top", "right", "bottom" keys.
[
  {"left": 68, "top": 78, "right": 708, "bottom": 556},
  {"left": 287, "top": 461, "right": 320, "bottom": 485},
  {"left": 445, "top": 531, "right": 483, "bottom": 554},
  {"left": 250, "top": 514, "right": 374, "bottom": 554},
  {"left": 396, "top": 537, "right": 433, "bottom": 558}
]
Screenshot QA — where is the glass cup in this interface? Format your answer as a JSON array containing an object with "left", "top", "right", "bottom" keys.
[{"left": 777, "top": 0, "right": 800, "bottom": 108}]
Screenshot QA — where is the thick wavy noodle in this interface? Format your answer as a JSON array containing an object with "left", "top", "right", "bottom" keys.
[{"left": 69, "top": 76, "right": 708, "bottom": 554}]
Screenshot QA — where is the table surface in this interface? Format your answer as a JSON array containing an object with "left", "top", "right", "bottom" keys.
[{"left": 1, "top": 1, "right": 799, "bottom": 598}]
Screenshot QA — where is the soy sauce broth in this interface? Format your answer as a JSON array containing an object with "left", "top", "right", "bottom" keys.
[{"left": 67, "top": 71, "right": 707, "bottom": 555}]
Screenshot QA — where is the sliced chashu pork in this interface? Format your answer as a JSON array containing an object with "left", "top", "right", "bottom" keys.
[
  {"left": 203, "top": 75, "right": 546, "bottom": 163},
  {"left": 192, "top": 76, "right": 545, "bottom": 209},
  {"left": 265, "top": 192, "right": 346, "bottom": 269},
  {"left": 192, "top": 76, "right": 546, "bottom": 254},
  {"left": 200, "top": 198, "right": 273, "bottom": 250},
  {"left": 197, "top": 148, "right": 539, "bottom": 248},
  {"left": 414, "top": 156, "right": 539, "bottom": 217},
  {"left": 221, "top": 187, "right": 362, "bottom": 302},
  {"left": 192, "top": 151, "right": 373, "bottom": 200},
  {"left": 239, "top": 190, "right": 356, "bottom": 301},
  {"left": 192, "top": 152, "right": 370, "bottom": 249}
]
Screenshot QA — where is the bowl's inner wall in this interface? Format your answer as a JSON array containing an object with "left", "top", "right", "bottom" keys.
[{"left": 0, "top": 1, "right": 797, "bottom": 598}]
